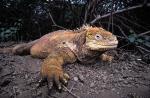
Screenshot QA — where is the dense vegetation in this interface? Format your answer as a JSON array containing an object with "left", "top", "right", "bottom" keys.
[{"left": 0, "top": 0, "right": 150, "bottom": 55}]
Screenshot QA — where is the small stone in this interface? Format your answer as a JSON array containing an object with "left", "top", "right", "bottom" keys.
[
  {"left": 111, "top": 88, "right": 115, "bottom": 91},
  {"left": 124, "top": 80, "right": 128, "bottom": 84},
  {"left": 73, "top": 77, "right": 78, "bottom": 81},
  {"left": 36, "top": 90, "right": 42, "bottom": 96},
  {"left": 117, "top": 92, "right": 120, "bottom": 94},
  {"left": 78, "top": 74, "right": 84, "bottom": 83},
  {"left": 86, "top": 74, "right": 89, "bottom": 77},
  {"left": 137, "top": 58, "right": 141, "bottom": 61},
  {"left": 25, "top": 74, "right": 28, "bottom": 79},
  {"left": 101, "top": 84, "right": 106, "bottom": 88},
  {"left": 90, "top": 82, "right": 95, "bottom": 88},
  {"left": 103, "top": 76, "right": 107, "bottom": 80}
]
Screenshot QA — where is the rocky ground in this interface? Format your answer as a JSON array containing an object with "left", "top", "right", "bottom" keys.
[{"left": 0, "top": 42, "right": 150, "bottom": 98}]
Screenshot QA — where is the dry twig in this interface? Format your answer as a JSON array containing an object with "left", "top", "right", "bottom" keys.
[
  {"left": 136, "top": 46, "right": 150, "bottom": 53},
  {"left": 101, "top": 22, "right": 127, "bottom": 39},
  {"left": 137, "top": 31, "right": 150, "bottom": 37},
  {"left": 48, "top": 12, "right": 67, "bottom": 29},
  {"left": 83, "top": 0, "right": 97, "bottom": 24},
  {"left": 114, "top": 17, "right": 133, "bottom": 31},
  {"left": 63, "top": 85, "right": 80, "bottom": 98},
  {"left": 83, "top": 2, "right": 91, "bottom": 24}
]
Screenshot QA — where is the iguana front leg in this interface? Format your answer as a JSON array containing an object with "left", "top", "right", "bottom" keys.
[{"left": 40, "top": 48, "right": 76, "bottom": 90}]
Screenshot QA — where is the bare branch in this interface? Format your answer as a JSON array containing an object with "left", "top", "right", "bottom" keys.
[
  {"left": 114, "top": 17, "right": 133, "bottom": 30},
  {"left": 137, "top": 30, "right": 150, "bottom": 37},
  {"left": 107, "top": 0, "right": 114, "bottom": 31},
  {"left": 48, "top": 12, "right": 66, "bottom": 29},
  {"left": 83, "top": 2, "right": 91, "bottom": 24},
  {"left": 137, "top": 47, "right": 144, "bottom": 54},
  {"left": 116, "top": 15, "right": 150, "bottom": 30},
  {"left": 143, "top": 0, "right": 148, "bottom": 6},
  {"left": 90, "top": 3, "right": 150, "bottom": 24},
  {"left": 136, "top": 46, "right": 150, "bottom": 53},
  {"left": 118, "top": 43, "right": 130, "bottom": 49},
  {"left": 63, "top": 82, "right": 77, "bottom": 98},
  {"left": 109, "top": 17, "right": 130, "bottom": 38},
  {"left": 101, "top": 22, "right": 126, "bottom": 39},
  {"left": 107, "top": 14, "right": 112, "bottom": 30},
  {"left": 83, "top": 0, "right": 97, "bottom": 24},
  {"left": 52, "top": 25, "right": 67, "bottom": 29},
  {"left": 48, "top": 12, "right": 56, "bottom": 25}
]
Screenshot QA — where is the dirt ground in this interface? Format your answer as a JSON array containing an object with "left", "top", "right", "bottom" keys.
[{"left": 0, "top": 42, "right": 150, "bottom": 98}]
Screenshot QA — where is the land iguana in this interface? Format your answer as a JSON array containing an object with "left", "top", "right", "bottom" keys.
[{"left": 0, "top": 25, "right": 118, "bottom": 90}]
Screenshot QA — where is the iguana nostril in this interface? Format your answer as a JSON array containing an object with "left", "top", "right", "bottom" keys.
[{"left": 62, "top": 42, "right": 66, "bottom": 44}]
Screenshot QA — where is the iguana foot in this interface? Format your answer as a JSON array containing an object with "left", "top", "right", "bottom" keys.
[
  {"left": 41, "top": 65, "right": 70, "bottom": 91},
  {"left": 100, "top": 54, "right": 114, "bottom": 62},
  {"left": 36, "top": 77, "right": 47, "bottom": 88},
  {"left": 47, "top": 72, "right": 70, "bottom": 90}
]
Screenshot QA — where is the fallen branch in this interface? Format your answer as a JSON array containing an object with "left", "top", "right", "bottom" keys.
[
  {"left": 90, "top": 3, "right": 150, "bottom": 24},
  {"left": 63, "top": 85, "right": 80, "bottom": 98},
  {"left": 63, "top": 82, "right": 77, "bottom": 98}
]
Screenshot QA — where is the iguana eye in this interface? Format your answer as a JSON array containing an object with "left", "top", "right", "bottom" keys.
[{"left": 95, "top": 34, "right": 102, "bottom": 40}]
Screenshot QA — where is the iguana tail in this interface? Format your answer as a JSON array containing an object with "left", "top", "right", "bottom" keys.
[
  {"left": 12, "top": 40, "right": 38, "bottom": 55},
  {"left": 0, "top": 48, "right": 12, "bottom": 54},
  {"left": 0, "top": 40, "right": 38, "bottom": 55}
]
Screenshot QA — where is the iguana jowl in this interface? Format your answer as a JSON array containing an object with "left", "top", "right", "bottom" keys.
[{"left": 11, "top": 25, "right": 118, "bottom": 90}]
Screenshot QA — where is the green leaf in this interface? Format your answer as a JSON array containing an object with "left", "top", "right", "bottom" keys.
[
  {"left": 5, "top": 29, "right": 11, "bottom": 33},
  {"left": 135, "top": 41, "right": 139, "bottom": 45},
  {"left": 10, "top": 27, "right": 17, "bottom": 31},
  {"left": 137, "top": 39, "right": 144, "bottom": 43},
  {"left": 128, "top": 34, "right": 137, "bottom": 43},
  {"left": 128, "top": 37, "right": 135, "bottom": 43},
  {"left": 128, "top": 33, "right": 137, "bottom": 38},
  {"left": 0, "top": 28, "right": 5, "bottom": 31}
]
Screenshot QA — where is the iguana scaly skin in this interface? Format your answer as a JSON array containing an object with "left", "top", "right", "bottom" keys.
[{"left": 12, "top": 25, "right": 118, "bottom": 90}]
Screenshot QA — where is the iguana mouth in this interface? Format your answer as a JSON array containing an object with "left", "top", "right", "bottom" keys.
[
  {"left": 86, "top": 42, "right": 118, "bottom": 51},
  {"left": 100, "top": 44, "right": 118, "bottom": 48},
  {"left": 95, "top": 44, "right": 118, "bottom": 50}
]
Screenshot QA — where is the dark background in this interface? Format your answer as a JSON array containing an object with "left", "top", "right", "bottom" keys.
[{"left": 0, "top": 0, "right": 150, "bottom": 48}]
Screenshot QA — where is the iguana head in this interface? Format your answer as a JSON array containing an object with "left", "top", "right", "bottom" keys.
[{"left": 83, "top": 25, "right": 118, "bottom": 51}]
